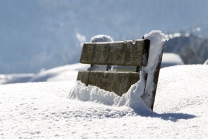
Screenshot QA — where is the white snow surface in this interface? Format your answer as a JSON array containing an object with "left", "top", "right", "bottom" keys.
[{"left": 1, "top": 65, "right": 208, "bottom": 138}]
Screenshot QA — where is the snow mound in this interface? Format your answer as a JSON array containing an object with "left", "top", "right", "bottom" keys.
[
  {"left": 68, "top": 81, "right": 120, "bottom": 106},
  {"left": 90, "top": 34, "right": 113, "bottom": 42},
  {"left": 69, "top": 30, "right": 168, "bottom": 113}
]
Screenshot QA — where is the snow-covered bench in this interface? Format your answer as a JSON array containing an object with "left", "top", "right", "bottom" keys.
[{"left": 77, "top": 31, "right": 167, "bottom": 110}]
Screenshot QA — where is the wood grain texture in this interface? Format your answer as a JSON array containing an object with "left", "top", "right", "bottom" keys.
[
  {"left": 77, "top": 71, "right": 140, "bottom": 96},
  {"left": 80, "top": 40, "right": 145, "bottom": 66}
]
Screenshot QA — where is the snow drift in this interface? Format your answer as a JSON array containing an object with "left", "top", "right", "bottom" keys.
[{"left": 1, "top": 65, "right": 208, "bottom": 138}]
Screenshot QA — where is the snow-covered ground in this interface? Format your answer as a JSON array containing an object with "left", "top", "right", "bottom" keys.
[{"left": 1, "top": 65, "right": 208, "bottom": 138}]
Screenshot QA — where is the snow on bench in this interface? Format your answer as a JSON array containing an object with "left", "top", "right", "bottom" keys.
[{"left": 77, "top": 31, "right": 167, "bottom": 110}]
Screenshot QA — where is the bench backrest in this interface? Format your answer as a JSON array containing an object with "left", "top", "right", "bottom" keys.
[{"left": 80, "top": 39, "right": 150, "bottom": 67}]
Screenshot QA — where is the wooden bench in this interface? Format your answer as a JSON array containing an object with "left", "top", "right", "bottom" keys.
[{"left": 77, "top": 38, "right": 164, "bottom": 110}]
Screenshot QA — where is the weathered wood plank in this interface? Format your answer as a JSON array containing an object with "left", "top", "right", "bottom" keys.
[
  {"left": 80, "top": 40, "right": 145, "bottom": 66},
  {"left": 77, "top": 71, "right": 140, "bottom": 96}
]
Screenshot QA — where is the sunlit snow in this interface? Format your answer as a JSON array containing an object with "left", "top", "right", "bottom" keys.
[
  {"left": 1, "top": 65, "right": 208, "bottom": 138},
  {"left": 0, "top": 31, "right": 208, "bottom": 138}
]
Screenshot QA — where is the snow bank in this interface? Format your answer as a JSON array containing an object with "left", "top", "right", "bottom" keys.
[
  {"left": 2, "top": 65, "right": 208, "bottom": 138},
  {"left": 69, "top": 30, "right": 168, "bottom": 112},
  {"left": 68, "top": 81, "right": 120, "bottom": 105}
]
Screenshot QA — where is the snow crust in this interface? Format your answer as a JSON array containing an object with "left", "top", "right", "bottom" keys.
[
  {"left": 69, "top": 30, "right": 168, "bottom": 110},
  {"left": 1, "top": 65, "right": 208, "bottom": 138}
]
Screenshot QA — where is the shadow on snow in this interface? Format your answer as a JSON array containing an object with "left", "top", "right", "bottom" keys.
[{"left": 133, "top": 108, "right": 196, "bottom": 122}]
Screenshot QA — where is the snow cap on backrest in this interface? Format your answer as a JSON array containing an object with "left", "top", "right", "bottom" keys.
[{"left": 90, "top": 35, "right": 113, "bottom": 42}]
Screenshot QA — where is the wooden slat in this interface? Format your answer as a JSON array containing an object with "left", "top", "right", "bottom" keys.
[
  {"left": 77, "top": 71, "right": 140, "bottom": 96},
  {"left": 80, "top": 40, "right": 145, "bottom": 66}
]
